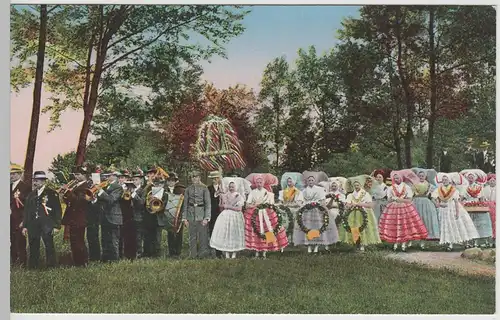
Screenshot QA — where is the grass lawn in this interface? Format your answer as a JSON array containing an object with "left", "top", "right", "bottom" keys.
[{"left": 10, "top": 243, "right": 495, "bottom": 314}]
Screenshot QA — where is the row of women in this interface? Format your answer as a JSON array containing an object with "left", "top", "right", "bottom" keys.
[{"left": 210, "top": 168, "right": 496, "bottom": 258}]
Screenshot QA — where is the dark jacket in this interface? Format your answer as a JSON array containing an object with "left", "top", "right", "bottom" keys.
[
  {"left": 131, "top": 185, "right": 146, "bottom": 222},
  {"left": 23, "top": 186, "right": 62, "bottom": 233},
  {"left": 97, "top": 182, "right": 124, "bottom": 226},
  {"left": 10, "top": 179, "right": 31, "bottom": 228},
  {"left": 61, "top": 180, "right": 92, "bottom": 228},
  {"left": 208, "top": 184, "right": 222, "bottom": 230}
]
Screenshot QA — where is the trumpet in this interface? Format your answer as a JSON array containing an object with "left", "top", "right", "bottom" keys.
[
  {"left": 89, "top": 180, "right": 110, "bottom": 198},
  {"left": 123, "top": 191, "right": 132, "bottom": 201},
  {"left": 58, "top": 179, "right": 79, "bottom": 198}
]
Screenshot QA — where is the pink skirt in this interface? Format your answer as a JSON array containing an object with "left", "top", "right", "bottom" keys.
[
  {"left": 379, "top": 202, "right": 428, "bottom": 243},
  {"left": 244, "top": 207, "right": 289, "bottom": 252},
  {"left": 487, "top": 201, "right": 496, "bottom": 239}
]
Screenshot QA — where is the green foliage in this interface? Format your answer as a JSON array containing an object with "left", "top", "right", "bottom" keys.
[{"left": 48, "top": 152, "right": 76, "bottom": 183}]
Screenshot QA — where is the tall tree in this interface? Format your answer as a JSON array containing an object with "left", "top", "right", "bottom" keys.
[
  {"left": 256, "top": 56, "right": 294, "bottom": 169},
  {"left": 11, "top": 5, "right": 250, "bottom": 166}
]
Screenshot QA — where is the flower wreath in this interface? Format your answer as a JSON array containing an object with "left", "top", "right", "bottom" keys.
[
  {"left": 276, "top": 204, "right": 294, "bottom": 234},
  {"left": 296, "top": 202, "right": 329, "bottom": 239},
  {"left": 341, "top": 205, "right": 368, "bottom": 234},
  {"left": 325, "top": 194, "right": 346, "bottom": 225},
  {"left": 250, "top": 203, "right": 285, "bottom": 240}
]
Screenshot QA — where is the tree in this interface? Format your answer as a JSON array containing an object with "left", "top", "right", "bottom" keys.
[
  {"left": 257, "top": 56, "right": 298, "bottom": 169},
  {"left": 11, "top": 5, "right": 250, "bottom": 166}
]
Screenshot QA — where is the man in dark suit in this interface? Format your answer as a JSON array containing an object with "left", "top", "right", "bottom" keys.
[
  {"left": 119, "top": 171, "right": 137, "bottom": 260},
  {"left": 164, "top": 172, "right": 186, "bottom": 258},
  {"left": 130, "top": 171, "right": 146, "bottom": 258},
  {"left": 86, "top": 172, "right": 106, "bottom": 262},
  {"left": 94, "top": 170, "right": 124, "bottom": 262},
  {"left": 10, "top": 163, "right": 30, "bottom": 267},
  {"left": 22, "top": 171, "right": 62, "bottom": 269},
  {"left": 439, "top": 149, "right": 452, "bottom": 172},
  {"left": 142, "top": 175, "right": 169, "bottom": 258},
  {"left": 207, "top": 170, "right": 223, "bottom": 258},
  {"left": 61, "top": 166, "right": 92, "bottom": 267}
]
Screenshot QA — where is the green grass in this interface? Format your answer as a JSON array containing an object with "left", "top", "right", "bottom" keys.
[{"left": 11, "top": 242, "right": 495, "bottom": 314}]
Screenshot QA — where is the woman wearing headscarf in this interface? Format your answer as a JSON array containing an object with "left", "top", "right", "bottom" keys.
[
  {"left": 319, "top": 179, "right": 345, "bottom": 247},
  {"left": 244, "top": 174, "right": 288, "bottom": 258},
  {"left": 410, "top": 168, "right": 440, "bottom": 249},
  {"left": 370, "top": 169, "right": 390, "bottom": 222},
  {"left": 209, "top": 178, "right": 247, "bottom": 259},
  {"left": 338, "top": 175, "right": 381, "bottom": 251},
  {"left": 329, "top": 177, "right": 348, "bottom": 195},
  {"left": 378, "top": 170, "right": 428, "bottom": 252},
  {"left": 293, "top": 172, "right": 333, "bottom": 253},
  {"left": 278, "top": 172, "right": 304, "bottom": 247},
  {"left": 432, "top": 172, "right": 479, "bottom": 251},
  {"left": 459, "top": 169, "right": 492, "bottom": 248},
  {"left": 483, "top": 173, "right": 496, "bottom": 245}
]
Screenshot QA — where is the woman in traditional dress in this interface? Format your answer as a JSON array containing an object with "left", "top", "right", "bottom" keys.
[
  {"left": 293, "top": 173, "right": 334, "bottom": 253},
  {"left": 431, "top": 172, "right": 479, "bottom": 251},
  {"left": 378, "top": 170, "right": 428, "bottom": 252},
  {"left": 459, "top": 169, "right": 492, "bottom": 248},
  {"left": 483, "top": 174, "right": 496, "bottom": 245},
  {"left": 278, "top": 173, "right": 304, "bottom": 248},
  {"left": 338, "top": 175, "right": 381, "bottom": 251},
  {"left": 370, "top": 169, "right": 390, "bottom": 223},
  {"left": 409, "top": 168, "right": 440, "bottom": 249},
  {"left": 209, "top": 178, "right": 246, "bottom": 258},
  {"left": 329, "top": 177, "right": 348, "bottom": 195},
  {"left": 320, "top": 179, "right": 345, "bottom": 249},
  {"left": 244, "top": 174, "right": 288, "bottom": 258}
]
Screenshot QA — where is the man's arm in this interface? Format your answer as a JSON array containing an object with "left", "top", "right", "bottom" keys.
[
  {"left": 99, "top": 185, "right": 124, "bottom": 205},
  {"left": 49, "top": 190, "right": 63, "bottom": 229},
  {"left": 203, "top": 187, "right": 211, "bottom": 221},
  {"left": 181, "top": 187, "right": 189, "bottom": 221}
]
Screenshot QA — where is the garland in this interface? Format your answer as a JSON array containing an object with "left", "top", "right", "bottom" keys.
[
  {"left": 438, "top": 185, "right": 455, "bottom": 201},
  {"left": 341, "top": 205, "right": 368, "bottom": 234},
  {"left": 250, "top": 203, "right": 285, "bottom": 240},
  {"left": 296, "top": 202, "right": 330, "bottom": 239},
  {"left": 466, "top": 185, "right": 482, "bottom": 198}
]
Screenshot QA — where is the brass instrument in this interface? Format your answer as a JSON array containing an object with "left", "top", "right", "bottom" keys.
[
  {"left": 144, "top": 183, "right": 164, "bottom": 214},
  {"left": 89, "top": 180, "right": 110, "bottom": 197},
  {"left": 58, "top": 179, "right": 79, "bottom": 199},
  {"left": 122, "top": 182, "right": 135, "bottom": 201}
]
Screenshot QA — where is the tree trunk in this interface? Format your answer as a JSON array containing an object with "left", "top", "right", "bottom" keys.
[
  {"left": 426, "top": 8, "right": 437, "bottom": 169},
  {"left": 23, "top": 5, "right": 47, "bottom": 184},
  {"left": 274, "top": 96, "right": 280, "bottom": 170}
]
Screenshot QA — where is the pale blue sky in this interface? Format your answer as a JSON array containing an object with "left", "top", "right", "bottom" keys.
[{"left": 11, "top": 5, "right": 362, "bottom": 171}]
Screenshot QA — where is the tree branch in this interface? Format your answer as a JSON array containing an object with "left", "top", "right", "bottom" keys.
[
  {"left": 45, "top": 45, "right": 86, "bottom": 68},
  {"left": 437, "top": 53, "right": 494, "bottom": 75},
  {"left": 106, "top": 24, "right": 154, "bottom": 50},
  {"left": 47, "top": 5, "right": 60, "bottom": 15},
  {"left": 101, "top": 12, "right": 205, "bottom": 72}
]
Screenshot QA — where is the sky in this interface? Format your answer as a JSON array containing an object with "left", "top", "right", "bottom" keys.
[{"left": 10, "top": 5, "right": 361, "bottom": 172}]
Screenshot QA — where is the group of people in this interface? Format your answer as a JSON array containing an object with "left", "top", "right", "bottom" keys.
[{"left": 9, "top": 162, "right": 497, "bottom": 269}]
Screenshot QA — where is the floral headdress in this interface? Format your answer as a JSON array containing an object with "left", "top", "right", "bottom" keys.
[
  {"left": 460, "top": 169, "right": 488, "bottom": 185},
  {"left": 280, "top": 172, "right": 304, "bottom": 190},
  {"left": 390, "top": 169, "right": 420, "bottom": 186}
]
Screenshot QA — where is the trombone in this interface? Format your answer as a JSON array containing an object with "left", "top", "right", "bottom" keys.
[{"left": 58, "top": 180, "right": 79, "bottom": 199}]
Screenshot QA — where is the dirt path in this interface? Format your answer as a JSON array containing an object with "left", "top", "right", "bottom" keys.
[{"left": 385, "top": 251, "right": 495, "bottom": 277}]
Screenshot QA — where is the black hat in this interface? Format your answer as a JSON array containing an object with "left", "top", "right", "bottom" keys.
[
  {"left": 33, "top": 171, "right": 48, "bottom": 180},
  {"left": 132, "top": 171, "right": 144, "bottom": 178},
  {"left": 167, "top": 172, "right": 179, "bottom": 181}
]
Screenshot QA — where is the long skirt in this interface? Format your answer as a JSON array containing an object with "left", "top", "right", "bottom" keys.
[
  {"left": 438, "top": 203, "right": 479, "bottom": 244},
  {"left": 487, "top": 201, "right": 496, "bottom": 239},
  {"left": 293, "top": 206, "right": 338, "bottom": 246},
  {"left": 210, "top": 209, "right": 246, "bottom": 252},
  {"left": 373, "top": 199, "right": 387, "bottom": 222},
  {"left": 244, "top": 207, "right": 288, "bottom": 252},
  {"left": 467, "top": 211, "right": 493, "bottom": 239},
  {"left": 379, "top": 202, "right": 428, "bottom": 243},
  {"left": 338, "top": 207, "right": 381, "bottom": 245},
  {"left": 412, "top": 196, "right": 440, "bottom": 240}
]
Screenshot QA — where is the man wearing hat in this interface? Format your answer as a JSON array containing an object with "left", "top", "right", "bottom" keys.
[
  {"left": 86, "top": 167, "right": 105, "bottom": 262},
  {"left": 10, "top": 163, "right": 30, "bottom": 266},
  {"left": 142, "top": 173, "right": 169, "bottom": 258},
  {"left": 207, "top": 170, "right": 223, "bottom": 258},
  {"left": 61, "top": 166, "right": 93, "bottom": 267},
  {"left": 94, "top": 170, "right": 124, "bottom": 262},
  {"left": 118, "top": 170, "right": 136, "bottom": 260},
  {"left": 181, "top": 170, "right": 211, "bottom": 259},
  {"left": 130, "top": 171, "right": 146, "bottom": 258},
  {"left": 163, "top": 172, "right": 186, "bottom": 258},
  {"left": 22, "top": 171, "right": 62, "bottom": 268}
]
